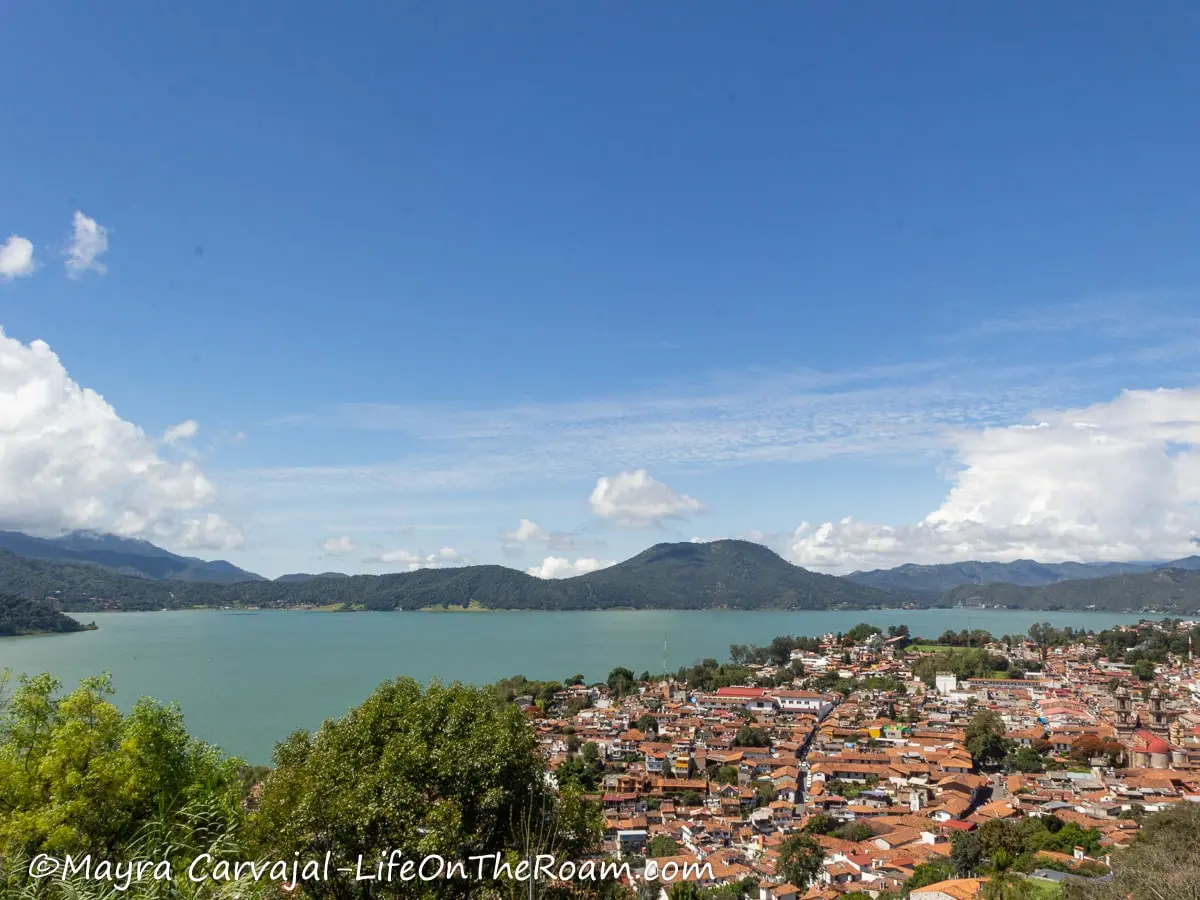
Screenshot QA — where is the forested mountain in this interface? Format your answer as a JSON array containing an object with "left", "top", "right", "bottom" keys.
[
  {"left": 0, "top": 531, "right": 264, "bottom": 584},
  {"left": 944, "top": 566, "right": 1200, "bottom": 613},
  {"left": 0, "top": 541, "right": 891, "bottom": 611},
  {"left": 0, "top": 593, "right": 93, "bottom": 636},
  {"left": 6, "top": 536, "right": 1200, "bottom": 615},
  {"left": 846, "top": 556, "right": 1200, "bottom": 597}
]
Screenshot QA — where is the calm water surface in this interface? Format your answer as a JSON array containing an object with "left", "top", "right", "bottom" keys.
[{"left": 0, "top": 609, "right": 1155, "bottom": 763}]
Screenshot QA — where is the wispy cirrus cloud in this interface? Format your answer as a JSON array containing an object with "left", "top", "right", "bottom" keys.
[{"left": 235, "top": 297, "right": 1200, "bottom": 510}]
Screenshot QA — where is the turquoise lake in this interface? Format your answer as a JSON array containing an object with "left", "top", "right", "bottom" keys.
[{"left": 0, "top": 608, "right": 1156, "bottom": 763}]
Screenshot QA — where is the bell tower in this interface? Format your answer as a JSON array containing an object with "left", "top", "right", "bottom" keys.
[
  {"left": 1114, "top": 684, "right": 1135, "bottom": 739},
  {"left": 1149, "top": 687, "right": 1169, "bottom": 737}
]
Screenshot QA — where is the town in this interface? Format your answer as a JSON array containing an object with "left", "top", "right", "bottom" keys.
[{"left": 511, "top": 619, "right": 1200, "bottom": 900}]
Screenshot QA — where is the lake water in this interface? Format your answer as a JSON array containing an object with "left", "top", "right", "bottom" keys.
[{"left": 0, "top": 608, "right": 1156, "bottom": 763}]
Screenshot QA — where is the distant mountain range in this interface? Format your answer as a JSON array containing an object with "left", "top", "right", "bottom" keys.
[
  {"left": 3, "top": 529, "right": 1200, "bottom": 614},
  {"left": 0, "top": 531, "right": 265, "bottom": 584},
  {"left": 943, "top": 567, "right": 1200, "bottom": 612},
  {"left": 0, "top": 539, "right": 889, "bottom": 612},
  {"left": 846, "top": 556, "right": 1200, "bottom": 597}
]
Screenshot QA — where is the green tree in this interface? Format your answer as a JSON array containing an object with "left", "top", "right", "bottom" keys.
[
  {"left": 777, "top": 833, "right": 824, "bottom": 888},
  {"left": 977, "top": 819, "right": 1026, "bottom": 864},
  {"left": 905, "top": 860, "right": 954, "bottom": 891},
  {"left": 734, "top": 726, "right": 770, "bottom": 747},
  {"left": 0, "top": 672, "right": 240, "bottom": 858},
  {"left": 636, "top": 714, "right": 658, "bottom": 733},
  {"left": 1004, "top": 745, "right": 1048, "bottom": 773},
  {"left": 965, "top": 709, "right": 1011, "bottom": 767},
  {"left": 647, "top": 834, "right": 679, "bottom": 858},
  {"left": 714, "top": 765, "right": 740, "bottom": 786},
  {"left": 1132, "top": 659, "right": 1157, "bottom": 681},
  {"left": 802, "top": 812, "right": 838, "bottom": 835},
  {"left": 253, "top": 677, "right": 593, "bottom": 900},
  {"left": 833, "top": 822, "right": 874, "bottom": 843},
  {"left": 951, "top": 831, "right": 984, "bottom": 877},
  {"left": 607, "top": 667, "right": 638, "bottom": 697},
  {"left": 846, "top": 623, "right": 883, "bottom": 643},
  {"left": 668, "top": 883, "right": 703, "bottom": 900}
]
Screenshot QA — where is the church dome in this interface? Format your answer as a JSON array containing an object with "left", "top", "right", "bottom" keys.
[{"left": 1133, "top": 730, "right": 1170, "bottom": 755}]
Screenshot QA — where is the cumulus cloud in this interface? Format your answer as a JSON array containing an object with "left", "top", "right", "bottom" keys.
[
  {"left": 527, "top": 556, "right": 615, "bottom": 579},
  {"left": 0, "top": 327, "right": 239, "bottom": 549},
  {"left": 589, "top": 470, "right": 705, "bottom": 527},
  {"left": 378, "top": 546, "right": 468, "bottom": 571},
  {"left": 499, "top": 517, "right": 577, "bottom": 555},
  {"left": 790, "top": 387, "right": 1200, "bottom": 572},
  {"left": 321, "top": 535, "right": 355, "bottom": 554},
  {"left": 162, "top": 420, "right": 199, "bottom": 444},
  {"left": 0, "top": 235, "right": 36, "bottom": 281},
  {"left": 504, "top": 518, "right": 548, "bottom": 543},
  {"left": 64, "top": 211, "right": 108, "bottom": 278}
]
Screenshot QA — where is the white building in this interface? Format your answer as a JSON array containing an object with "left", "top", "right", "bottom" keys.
[{"left": 935, "top": 673, "right": 958, "bottom": 695}]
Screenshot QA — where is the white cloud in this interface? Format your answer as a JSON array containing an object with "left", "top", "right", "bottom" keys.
[
  {"left": 64, "top": 211, "right": 109, "bottom": 278},
  {"left": 247, "top": 295, "right": 1200, "bottom": 506},
  {"left": 789, "top": 387, "right": 1200, "bottom": 572},
  {"left": 504, "top": 518, "right": 548, "bottom": 543},
  {"left": 162, "top": 420, "right": 199, "bottom": 444},
  {"left": 0, "top": 326, "right": 240, "bottom": 549},
  {"left": 499, "top": 517, "right": 577, "bottom": 555},
  {"left": 321, "top": 535, "right": 355, "bottom": 554},
  {"left": 527, "top": 556, "right": 614, "bottom": 579},
  {"left": 590, "top": 470, "right": 705, "bottom": 527},
  {"left": 378, "top": 546, "right": 468, "bottom": 571},
  {"left": 0, "top": 235, "right": 36, "bottom": 281}
]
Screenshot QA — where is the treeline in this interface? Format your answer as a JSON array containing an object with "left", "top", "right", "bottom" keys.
[
  {"left": 944, "top": 567, "right": 1200, "bottom": 613},
  {"left": 0, "top": 594, "right": 94, "bottom": 636},
  {"left": 0, "top": 540, "right": 893, "bottom": 613},
  {"left": 0, "top": 670, "right": 611, "bottom": 900}
]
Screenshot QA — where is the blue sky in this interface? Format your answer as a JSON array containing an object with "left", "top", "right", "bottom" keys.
[{"left": 2, "top": 2, "right": 1199, "bottom": 578}]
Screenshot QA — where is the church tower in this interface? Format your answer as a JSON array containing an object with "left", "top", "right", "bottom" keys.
[
  {"left": 1149, "top": 687, "right": 1169, "bottom": 737},
  {"left": 1114, "top": 684, "right": 1135, "bottom": 739}
]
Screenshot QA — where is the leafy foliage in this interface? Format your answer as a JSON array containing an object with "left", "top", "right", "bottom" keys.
[
  {"left": 912, "top": 649, "right": 1010, "bottom": 687},
  {"left": 1068, "top": 803, "right": 1200, "bottom": 900},
  {"left": 253, "top": 677, "right": 598, "bottom": 899},
  {"left": 777, "top": 833, "right": 824, "bottom": 888},
  {"left": 965, "top": 709, "right": 1011, "bottom": 766}
]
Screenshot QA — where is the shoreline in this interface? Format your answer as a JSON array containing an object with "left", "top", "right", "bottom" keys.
[{"left": 53, "top": 605, "right": 1171, "bottom": 617}]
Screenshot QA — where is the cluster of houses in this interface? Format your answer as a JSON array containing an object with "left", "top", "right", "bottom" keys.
[{"left": 520, "top": 623, "right": 1200, "bottom": 900}]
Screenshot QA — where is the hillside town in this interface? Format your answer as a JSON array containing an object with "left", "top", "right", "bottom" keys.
[{"left": 519, "top": 620, "right": 1200, "bottom": 900}]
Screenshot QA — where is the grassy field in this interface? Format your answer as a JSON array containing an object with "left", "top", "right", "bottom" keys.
[
  {"left": 1018, "top": 876, "right": 1066, "bottom": 900},
  {"left": 419, "top": 599, "right": 492, "bottom": 612}
]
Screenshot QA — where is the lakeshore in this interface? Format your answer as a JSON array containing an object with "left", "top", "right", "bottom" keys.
[{"left": 0, "top": 608, "right": 1160, "bottom": 763}]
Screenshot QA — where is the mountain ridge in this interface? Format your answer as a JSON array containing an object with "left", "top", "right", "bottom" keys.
[
  {"left": 5, "top": 529, "right": 1200, "bottom": 614},
  {"left": 846, "top": 555, "right": 1200, "bottom": 596},
  {"left": 0, "top": 531, "right": 265, "bottom": 584},
  {"left": 0, "top": 539, "right": 891, "bottom": 612}
]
